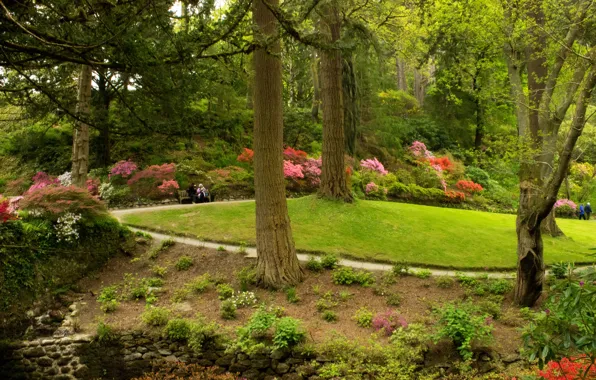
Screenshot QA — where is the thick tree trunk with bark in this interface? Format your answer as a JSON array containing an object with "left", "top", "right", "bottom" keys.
[
  {"left": 342, "top": 53, "right": 358, "bottom": 156},
  {"left": 414, "top": 69, "right": 427, "bottom": 106},
  {"left": 515, "top": 210, "right": 545, "bottom": 306},
  {"left": 311, "top": 50, "right": 321, "bottom": 123},
  {"left": 252, "top": 0, "right": 304, "bottom": 288},
  {"left": 319, "top": 1, "right": 352, "bottom": 202},
  {"left": 72, "top": 65, "right": 92, "bottom": 188}
]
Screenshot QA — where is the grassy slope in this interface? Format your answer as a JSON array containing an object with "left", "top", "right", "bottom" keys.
[{"left": 121, "top": 196, "right": 596, "bottom": 269}]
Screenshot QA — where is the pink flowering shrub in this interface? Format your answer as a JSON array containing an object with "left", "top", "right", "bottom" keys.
[
  {"left": 110, "top": 160, "right": 138, "bottom": 179},
  {"left": 365, "top": 182, "right": 379, "bottom": 194},
  {"left": 283, "top": 160, "right": 304, "bottom": 179},
  {"left": 157, "top": 180, "right": 180, "bottom": 196},
  {"left": 360, "top": 158, "right": 388, "bottom": 176},
  {"left": 302, "top": 158, "right": 322, "bottom": 186},
  {"left": 8, "top": 196, "right": 23, "bottom": 213},
  {"left": 86, "top": 178, "right": 100, "bottom": 196},
  {"left": 20, "top": 186, "right": 107, "bottom": 220},
  {"left": 127, "top": 163, "right": 176, "bottom": 199},
  {"left": 27, "top": 172, "right": 59, "bottom": 193},
  {"left": 372, "top": 310, "right": 408, "bottom": 336},
  {"left": 554, "top": 199, "right": 577, "bottom": 210},
  {"left": 409, "top": 141, "right": 434, "bottom": 159}
]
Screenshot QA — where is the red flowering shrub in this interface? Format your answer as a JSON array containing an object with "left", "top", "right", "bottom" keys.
[
  {"left": 0, "top": 197, "right": 17, "bottom": 223},
  {"left": 127, "top": 163, "right": 176, "bottom": 199},
  {"left": 283, "top": 147, "right": 308, "bottom": 163},
  {"left": 429, "top": 156, "right": 453, "bottom": 172},
  {"left": 237, "top": 148, "right": 254, "bottom": 163},
  {"left": 538, "top": 356, "right": 596, "bottom": 380},
  {"left": 456, "top": 180, "right": 483, "bottom": 195},
  {"left": 444, "top": 190, "right": 466, "bottom": 202},
  {"left": 20, "top": 185, "right": 107, "bottom": 219}
]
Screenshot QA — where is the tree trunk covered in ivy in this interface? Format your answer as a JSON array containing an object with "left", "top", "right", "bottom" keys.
[
  {"left": 319, "top": 0, "right": 352, "bottom": 202},
  {"left": 252, "top": 0, "right": 304, "bottom": 288},
  {"left": 72, "top": 65, "right": 92, "bottom": 188}
]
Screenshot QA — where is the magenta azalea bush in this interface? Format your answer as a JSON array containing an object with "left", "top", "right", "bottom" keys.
[
  {"left": 157, "top": 179, "right": 180, "bottom": 196},
  {"left": 28, "top": 172, "right": 59, "bottom": 193},
  {"left": 372, "top": 310, "right": 408, "bottom": 336},
  {"left": 365, "top": 182, "right": 379, "bottom": 194},
  {"left": 409, "top": 141, "right": 434, "bottom": 159},
  {"left": 109, "top": 160, "right": 138, "bottom": 179},
  {"left": 302, "top": 158, "right": 322, "bottom": 186},
  {"left": 360, "top": 158, "right": 388, "bottom": 176}
]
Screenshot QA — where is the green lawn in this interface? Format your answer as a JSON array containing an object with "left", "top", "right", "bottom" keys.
[{"left": 120, "top": 196, "right": 596, "bottom": 269}]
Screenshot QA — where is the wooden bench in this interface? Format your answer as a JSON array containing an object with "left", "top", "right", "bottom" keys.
[{"left": 177, "top": 190, "right": 193, "bottom": 204}]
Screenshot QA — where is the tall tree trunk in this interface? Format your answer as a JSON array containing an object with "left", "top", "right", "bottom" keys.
[
  {"left": 311, "top": 50, "right": 321, "bottom": 123},
  {"left": 414, "top": 69, "right": 426, "bottom": 106},
  {"left": 472, "top": 72, "right": 483, "bottom": 151},
  {"left": 396, "top": 57, "right": 407, "bottom": 92},
  {"left": 72, "top": 65, "right": 92, "bottom": 188},
  {"left": 252, "top": 0, "right": 303, "bottom": 288},
  {"left": 97, "top": 70, "right": 111, "bottom": 168},
  {"left": 318, "top": 1, "right": 352, "bottom": 202},
  {"left": 342, "top": 53, "right": 358, "bottom": 156},
  {"left": 504, "top": 47, "right": 529, "bottom": 136}
]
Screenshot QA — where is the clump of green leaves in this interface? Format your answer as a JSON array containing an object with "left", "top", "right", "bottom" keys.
[
  {"left": 488, "top": 279, "right": 513, "bottom": 295},
  {"left": 151, "top": 265, "right": 168, "bottom": 278},
  {"left": 175, "top": 256, "right": 194, "bottom": 271},
  {"left": 217, "top": 283, "right": 234, "bottom": 300},
  {"left": 320, "top": 254, "right": 339, "bottom": 269},
  {"left": 188, "top": 273, "right": 212, "bottom": 293},
  {"left": 172, "top": 287, "right": 191, "bottom": 303},
  {"left": 235, "top": 307, "right": 305, "bottom": 352},
  {"left": 435, "top": 276, "right": 455, "bottom": 288},
  {"left": 306, "top": 256, "right": 324, "bottom": 272},
  {"left": 220, "top": 299, "right": 237, "bottom": 320},
  {"left": 97, "top": 285, "right": 119, "bottom": 313},
  {"left": 352, "top": 307, "right": 373, "bottom": 328},
  {"left": 217, "top": 246, "right": 226, "bottom": 252},
  {"left": 237, "top": 266, "right": 257, "bottom": 291},
  {"left": 332, "top": 267, "right": 375, "bottom": 287},
  {"left": 100, "top": 299, "right": 119, "bottom": 313},
  {"left": 142, "top": 306, "right": 171, "bottom": 326},
  {"left": 550, "top": 261, "right": 573, "bottom": 279},
  {"left": 322, "top": 310, "right": 338, "bottom": 322},
  {"left": 163, "top": 318, "right": 192, "bottom": 341},
  {"left": 273, "top": 317, "right": 306, "bottom": 349},
  {"left": 392, "top": 261, "right": 409, "bottom": 276},
  {"left": 414, "top": 269, "right": 432, "bottom": 279},
  {"left": 386, "top": 293, "right": 402, "bottom": 307},
  {"left": 285, "top": 287, "right": 300, "bottom": 303},
  {"left": 455, "top": 272, "right": 477, "bottom": 287},
  {"left": 434, "top": 302, "right": 493, "bottom": 360},
  {"left": 96, "top": 322, "right": 115, "bottom": 342}
]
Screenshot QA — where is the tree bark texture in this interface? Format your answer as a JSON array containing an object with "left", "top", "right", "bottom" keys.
[
  {"left": 72, "top": 65, "right": 92, "bottom": 188},
  {"left": 342, "top": 53, "right": 358, "bottom": 156},
  {"left": 396, "top": 57, "right": 407, "bottom": 92},
  {"left": 319, "top": 1, "right": 352, "bottom": 202},
  {"left": 252, "top": 0, "right": 304, "bottom": 288},
  {"left": 414, "top": 69, "right": 427, "bottom": 106},
  {"left": 97, "top": 70, "right": 111, "bottom": 168},
  {"left": 310, "top": 50, "right": 321, "bottom": 122}
]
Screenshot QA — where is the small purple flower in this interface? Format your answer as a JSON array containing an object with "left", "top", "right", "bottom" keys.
[
  {"left": 545, "top": 308, "right": 550, "bottom": 315},
  {"left": 580, "top": 281, "right": 585, "bottom": 287}
]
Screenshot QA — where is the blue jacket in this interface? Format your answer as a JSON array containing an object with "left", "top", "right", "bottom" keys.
[{"left": 580, "top": 205, "right": 585, "bottom": 215}]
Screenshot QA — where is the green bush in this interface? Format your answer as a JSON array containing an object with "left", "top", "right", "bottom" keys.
[
  {"left": 97, "top": 285, "right": 119, "bottom": 303},
  {"left": 322, "top": 310, "right": 338, "bottom": 322},
  {"left": 273, "top": 317, "right": 305, "bottom": 349},
  {"left": 163, "top": 318, "right": 192, "bottom": 341},
  {"left": 550, "top": 261, "right": 572, "bottom": 279},
  {"left": 188, "top": 319, "right": 222, "bottom": 352},
  {"left": 320, "top": 253, "right": 339, "bottom": 269},
  {"left": 237, "top": 266, "right": 257, "bottom": 291},
  {"left": 188, "top": 273, "right": 212, "bottom": 293},
  {"left": 414, "top": 269, "right": 432, "bottom": 279},
  {"left": 217, "top": 283, "right": 234, "bottom": 300},
  {"left": 220, "top": 299, "right": 237, "bottom": 320},
  {"left": 332, "top": 267, "right": 375, "bottom": 286},
  {"left": 455, "top": 272, "right": 477, "bottom": 287},
  {"left": 96, "top": 322, "right": 116, "bottom": 342},
  {"left": 285, "top": 287, "right": 300, "bottom": 303},
  {"left": 435, "top": 276, "right": 455, "bottom": 288},
  {"left": 142, "top": 306, "right": 171, "bottom": 326},
  {"left": 175, "top": 256, "right": 194, "bottom": 271},
  {"left": 306, "top": 256, "right": 324, "bottom": 272},
  {"left": 434, "top": 302, "right": 493, "bottom": 360},
  {"left": 465, "top": 166, "right": 491, "bottom": 189},
  {"left": 386, "top": 293, "right": 402, "bottom": 306},
  {"left": 100, "top": 299, "right": 119, "bottom": 313},
  {"left": 151, "top": 265, "right": 168, "bottom": 278},
  {"left": 352, "top": 307, "right": 373, "bottom": 328},
  {"left": 392, "top": 261, "right": 409, "bottom": 276},
  {"left": 488, "top": 279, "right": 513, "bottom": 295}
]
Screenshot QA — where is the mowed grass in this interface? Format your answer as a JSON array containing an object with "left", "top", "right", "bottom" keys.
[{"left": 120, "top": 196, "right": 596, "bottom": 269}]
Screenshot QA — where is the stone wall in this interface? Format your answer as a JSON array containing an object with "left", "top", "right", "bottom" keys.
[{"left": 0, "top": 331, "right": 317, "bottom": 380}]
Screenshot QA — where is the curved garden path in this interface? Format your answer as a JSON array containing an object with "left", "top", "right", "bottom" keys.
[{"left": 112, "top": 201, "right": 517, "bottom": 279}]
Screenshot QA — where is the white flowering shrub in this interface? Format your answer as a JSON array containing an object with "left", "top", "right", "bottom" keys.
[
  {"left": 55, "top": 212, "right": 82, "bottom": 243},
  {"left": 57, "top": 172, "right": 72, "bottom": 187},
  {"left": 98, "top": 183, "right": 115, "bottom": 201},
  {"left": 230, "top": 291, "right": 258, "bottom": 308}
]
